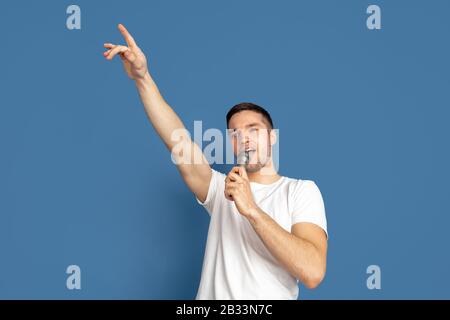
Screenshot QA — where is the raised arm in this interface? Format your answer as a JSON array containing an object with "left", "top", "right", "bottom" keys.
[{"left": 103, "top": 24, "right": 211, "bottom": 202}]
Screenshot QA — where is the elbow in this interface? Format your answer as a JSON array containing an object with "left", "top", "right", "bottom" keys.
[
  {"left": 301, "top": 268, "right": 326, "bottom": 289},
  {"left": 303, "top": 276, "right": 323, "bottom": 289}
]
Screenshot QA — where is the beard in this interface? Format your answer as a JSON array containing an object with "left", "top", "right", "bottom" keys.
[
  {"left": 243, "top": 140, "right": 272, "bottom": 173},
  {"left": 244, "top": 161, "right": 265, "bottom": 173}
]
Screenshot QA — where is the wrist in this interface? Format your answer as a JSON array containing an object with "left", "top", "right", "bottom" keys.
[
  {"left": 246, "top": 205, "right": 262, "bottom": 224},
  {"left": 135, "top": 71, "right": 153, "bottom": 88}
]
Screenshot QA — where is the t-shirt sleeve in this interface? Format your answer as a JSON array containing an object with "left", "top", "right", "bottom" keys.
[
  {"left": 196, "top": 169, "right": 226, "bottom": 215},
  {"left": 291, "top": 180, "right": 328, "bottom": 237}
]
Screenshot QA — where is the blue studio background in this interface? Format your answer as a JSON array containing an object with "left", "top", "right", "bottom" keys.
[{"left": 1, "top": 0, "right": 449, "bottom": 299}]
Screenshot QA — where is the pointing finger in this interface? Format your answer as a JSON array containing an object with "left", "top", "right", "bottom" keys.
[{"left": 118, "top": 23, "right": 137, "bottom": 48}]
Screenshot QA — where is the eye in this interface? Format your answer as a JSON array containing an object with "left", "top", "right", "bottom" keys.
[{"left": 229, "top": 130, "right": 240, "bottom": 139}]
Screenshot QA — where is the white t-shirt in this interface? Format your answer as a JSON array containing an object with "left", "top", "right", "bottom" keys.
[{"left": 195, "top": 169, "right": 327, "bottom": 300}]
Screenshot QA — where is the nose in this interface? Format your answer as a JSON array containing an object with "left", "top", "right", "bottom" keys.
[
  {"left": 239, "top": 135, "right": 250, "bottom": 148},
  {"left": 233, "top": 129, "right": 255, "bottom": 150}
]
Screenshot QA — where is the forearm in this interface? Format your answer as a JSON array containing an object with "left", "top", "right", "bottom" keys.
[
  {"left": 104, "top": 23, "right": 207, "bottom": 176},
  {"left": 134, "top": 71, "right": 210, "bottom": 187},
  {"left": 247, "top": 208, "right": 325, "bottom": 288},
  {"left": 135, "top": 72, "right": 189, "bottom": 150}
]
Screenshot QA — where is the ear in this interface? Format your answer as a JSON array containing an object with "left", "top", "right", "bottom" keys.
[{"left": 269, "top": 129, "right": 277, "bottom": 146}]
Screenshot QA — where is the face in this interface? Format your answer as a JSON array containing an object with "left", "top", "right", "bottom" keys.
[{"left": 227, "top": 110, "right": 277, "bottom": 173}]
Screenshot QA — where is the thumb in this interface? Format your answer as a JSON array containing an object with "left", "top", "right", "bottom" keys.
[
  {"left": 239, "top": 166, "right": 248, "bottom": 179},
  {"left": 123, "top": 49, "right": 136, "bottom": 63}
]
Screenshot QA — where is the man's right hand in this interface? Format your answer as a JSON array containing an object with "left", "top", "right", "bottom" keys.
[
  {"left": 102, "top": 23, "right": 212, "bottom": 203},
  {"left": 103, "top": 24, "right": 149, "bottom": 80}
]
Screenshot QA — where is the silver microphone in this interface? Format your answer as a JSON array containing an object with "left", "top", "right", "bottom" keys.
[
  {"left": 237, "top": 150, "right": 250, "bottom": 167},
  {"left": 228, "top": 150, "right": 249, "bottom": 201}
]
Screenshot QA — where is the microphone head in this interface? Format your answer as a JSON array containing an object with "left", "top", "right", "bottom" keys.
[{"left": 237, "top": 150, "right": 249, "bottom": 166}]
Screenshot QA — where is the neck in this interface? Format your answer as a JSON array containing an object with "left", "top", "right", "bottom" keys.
[{"left": 247, "top": 160, "right": 281, "bottom": 184}]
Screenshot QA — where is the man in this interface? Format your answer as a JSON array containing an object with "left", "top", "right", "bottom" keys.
[{"left": 103, "top": 24, "right": 328, "bottom": 300}]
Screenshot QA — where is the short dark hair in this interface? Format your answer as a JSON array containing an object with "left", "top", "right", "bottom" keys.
[{"left": 226, "top": 102, "right": 274, "bottom": 129}]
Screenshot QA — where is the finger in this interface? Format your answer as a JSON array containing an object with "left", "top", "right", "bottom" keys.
[
  {"left": 106, "top": 46, "right": 129, "bottom": 60},
  {"left": 228, "top": 172, "right": 242, "bottom": 183},
  {"left": 231, "top": 167, "right": 241, "bottom": 177},
  {"left": 118, "top": 23, "right": 137, "bottom": 48},
  {"left": 239, "top": 166, "right": 248, "bottom": 179},
  {"left": 226, "top": 182, "right": 238, "bottom": 192},
  {"left": 103, "top": 43, "right": 117, "bottom": 56},
  {"left": 227, "top": 173, "right": 236, "bottom": 182},
  {"left": 121, "top": 49, "right": 137, "bottom": 63},
  {"left": 232, "top": 166, "right": 248, "bottom": 179},
  {"left": 232, "top": 166, "right": 243, "bottom": 175},
  {"left": 232, "top": 166, "right": 247, "bottom": 178},
  {"left": 224, "top": 190, "right": 233, "bottom": 201},
  {"left": 224, "top": 186, "right": 236, "bottom": 201}
]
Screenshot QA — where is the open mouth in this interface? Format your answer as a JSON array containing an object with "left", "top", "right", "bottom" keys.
[{"left": 237, "top": 149, "right": 256, "bottom": 165}]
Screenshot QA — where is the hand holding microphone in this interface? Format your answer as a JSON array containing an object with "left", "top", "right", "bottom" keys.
[
  {"left": 224, "top": 150, "right": 249, "bottom": 201},
  {"left": 224, "top": 150, "right": 258, "bottom": 217}
]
